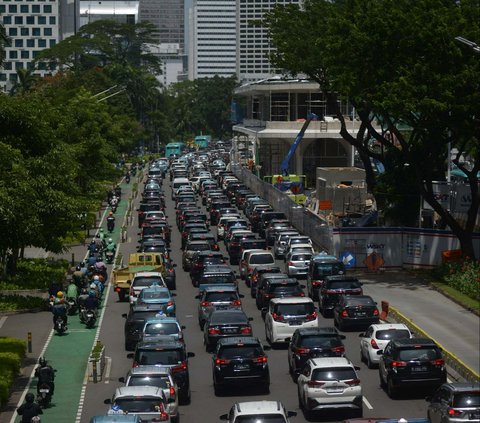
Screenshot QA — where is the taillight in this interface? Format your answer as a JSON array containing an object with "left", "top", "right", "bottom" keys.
[
  {"left": 373, "top": 309, "right": 379, "bottom": 316},
  {"left": 168, "top": 268, "right": 174, "bottom": 273},
  {"left": 263, "top": 294, "right": 273, "bottom": 299},
  {"left": 132, "top": 361, "right": 139, "bottom": 368},
  {"left": 326, "top": 289, "right": 339, "bottom": 294},
  {"left": 332, "top": 346, "right": 345, "bottom": 354},
  {"left": 431, "top": 358, "right": 445, "bottom": 366},
  {"left": 240, "top": 326, "right": 252, "bottom": 334},
  {"left": 254, "top": 356, "right": 267, "bottom": 364},
  {"left": 208, "top": 326, "right": 221, "bottom": 335},
  {"left": 272, "top": 313, "right": 284, "bottom": 322},
  {"left": 307, "top": 380, "right": 325, "bottom": 387},
  {"left": 129, "top": 288, "right": 136, "bottom": 297},
  {"left": 201, "top": 301, "right": 211, "bottom": 307},
  {"left": 213, "top": 245, "right": 219, "bottom": 251},
  {"left": 172, "top": 361, "right": 187, "bottom": 373},
  {"left": 287, "top": 262, "right": 294, "bottom": 266},
  {"left": 247, "top": 267, "right": 252, "bottom": 273},
  {"left": 306, "top": 311, "right": 317, "bottom": 321},
  {"left": 311, "top": 281, "right": 322, "bottom": 286},
  {"left": 341, "top": 310, "right": 348, "bottom": 317},
  {"left": 169, "top": 386, "right": 176, "bottom": 397},
  {"left": 344, "top": 378, "right": 361, "bottom": 386},
  {"left": 167, "top": 301, "right": 175, "bottom": 306},
  {"left": 370, "top": 339, "right": 379, "bottom": 349},
  {"left": 448, "top": 408, "right": 462, "bottom": 416},
  {"left": 215, "top": 358, "right": 230, "bottom": 365},
  {"left": 231, "top": 300, "right": 242, "bottom": 306},
  {"left": 294, "top": 347, "right": 310, "bottom": 355},
  {"left": 392, "top": 360, "right": 407, "bottom": 367},
  {"left": 298, "top": 292, "right": 306, "bottom": 297}
]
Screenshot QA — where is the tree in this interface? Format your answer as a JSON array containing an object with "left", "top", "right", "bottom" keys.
[
  {"left": 0, "top": 23, "right": 9, "bottom": 66},
  {"left": 10, "top": 68, "right": 38, "bottom": 95},
  {"left": 264, "top": 0, "right": 480, "bottom": 258}
]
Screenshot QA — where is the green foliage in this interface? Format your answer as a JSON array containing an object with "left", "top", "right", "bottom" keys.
[
  {"left": 0, "top": 259, "right": 68, "bottom": 290},
  {"left": 0, "top": 347, "right": 24, "bottom": 407},
  {"left": 0, "top": 379, "right": 9, "bottom": 407},
  {"left": 0, "top": 295, "right": 48, "bottom": 311},
  {"left": 437, "top": 260, "right": 480, "bottom": 301},
  {"left": 0, "top": 337, "right": 27, "bottom": 357},
  {"left": 90, "top": 341, "right": 104, "bottom": 360},
  {"left": 0, "top": 352, "right": 21, "bottom": 375}
]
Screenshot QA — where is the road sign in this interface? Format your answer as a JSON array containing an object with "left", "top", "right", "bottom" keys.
[{"left": 341, "top": 251, "right": 356, "bottom": 268}]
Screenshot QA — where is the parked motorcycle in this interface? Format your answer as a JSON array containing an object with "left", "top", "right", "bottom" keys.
[
  {"left": 37, "top": 382, "right": 52, "bottom": 408},
  {"left": 54, "top": 316, "right": 66, "bottom": 335},
  {"left": 105, "top": 250, "right": 115, "bottom": 264}
]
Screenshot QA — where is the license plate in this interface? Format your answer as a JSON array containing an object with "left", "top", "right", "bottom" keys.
[
  {"left": 223, "top": 328, "right": 238, "bottom": 334},
  {"left": 215, "top": 305, "right": 229, "bottom": 310},
  {"left": 470, "top": 413, "right": 480, "bottom": 420},
  {"left": 326, "top": 387, "right": 343, "bottom": 393},
  {"left": 289, "top": 320, "right": 301, "bottom": 326},
  {"left": 355, "top": 312, "right": 366, "bottom": 317},
  {"left": 411, "top": 366, "right": 428, "bottom": 372},
  {"left": 39, "top": 389, "right": 49, "bottom": 393},
  {"left": 234, "top": 364, "right": 250, "bottom": 371}
]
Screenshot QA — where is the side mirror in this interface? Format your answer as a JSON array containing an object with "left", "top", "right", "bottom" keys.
[
  {"left": 287, "top": 411, "right": 297, "bottom": 417},
  {"left": 137, "top": 232, "right": 141, "bottom": 236},
  {"left": 354, "top": 366, "right": 361, "bottom": 371},
  {"left": 181, "top": 325, "right": 186, "bottom": 330},
  {"left": 171, "top": 293, "right": 177, "bottom": 297},
  {"left": 261, "top": 307, "right": 267, "bottom": 314},
  {"left": 340, "top": 334, "right": 346, "bottom": 340},
  {"left": 172, "top": 263, "right": 177, "bottom": 267},
  {"left": 300, "top": 284, "right": 306, "bottom": 289},
  {"left": 239, "top": 294, "right": 245, "bottom": 298},
  {"left": 425, "top": 395, "right": 432, "bottom": 402},
  {"left": 104, "top": 399, "right": 112, "bottom": 405},
  {"left": 122, "top": 313, "right": 127, "bottom": 318},
  {"left": 165, "top": 215, "right": 169, "bottom": 218},
  {"left": 187, "top": 352, "right": 195, "bottom": 358},
  {"left": 219, "top": 415, "right": 228, "bottom": 421},
  {"left": 263, "top": 345, "right": 271, "bottom": 351},
  {"left": 118, "top": 377, "right": 125, "bottom": 383},
  {"left": 358, "top": 333, "right": 365, "bottom": 337},
  {"left": 285, "top": 337, "right": 291, "bottom": 343},
  {"left": 376, "top": 350, "right": 384, "bottom": 355},
  {"left": 126, "top": 353, "right": 134, "bottom": 359},
  {"left": 248, "top": 317, "right": 254, "bottom": 321},
  {"left": 194, "top": 294, "right": 200, "bottom": 299}
]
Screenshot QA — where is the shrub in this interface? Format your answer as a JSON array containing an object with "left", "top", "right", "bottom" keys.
[
  {"left": 0, "top": 379, "right": 10, "bottom": 407},
  {"left": 0, "top": 295, "right": 48, "bottom": 312},
  {"left": 0, "top": 352, "right": 21, "bottom": 375},
  {"left": 0, "top": 337, "right": 27, "bottom": 357},
  {"left": 439, "top": 259, "right": 480, "bottom": 301}
]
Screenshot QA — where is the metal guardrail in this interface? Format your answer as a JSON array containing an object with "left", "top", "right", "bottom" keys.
[{"left": 388, "top": 306, "right": 479, "bottom": 383}]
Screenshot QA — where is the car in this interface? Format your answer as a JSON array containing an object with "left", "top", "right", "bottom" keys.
[
  {"left": 297, "top": 357, "right": 363, "bottom": 419},
  {"left": 273, "top": 231, "right": 300, "bottom": 259},
  {"left": 333, "top": 295, "right": 380, "bottom": 331},
  {"left": 307, "top": 253, "right": 346, "bottom": 300},
  {"left": 285, "top": 251, "right": 313, "bottom": 278},
  {"left": 287, "top": 327, "right": 346, "bottom": 379},
  {"left": 318, "top": 275, "right": 363, "bottom": 316},
  {"left": 217, "top": 215, "right": 241, "bottom": 240},
  {"left": 265, "top": 219, "right": 292, "bottom": 246},
  {"left": 197, "top": 285, "right": 243, "bottom": 329},
  {"left": 129, "top": 272, "right": 167, "bottom": 306},
  {"left": 122, "top": 304, "right": 166, "bottom": 351},
  {"left": 212, "top": 337, "right": 270, "bottom": 395},
  {"left": 219, "top": 400, "right": 297, "bottom": 423},
  {"left": 189, "top": 251, "right": 226, "bottom": 286},
  {"left": 127, "top": 338, "right": 195, "bottom": 405},
  {"left": 287, "top": 244, "right": 315, "bottom": 259},
  {"left": 182, "top": 240, "right": 212, "bottom": 271},
  {"left": 240, "top": 250, "right": 275, "bottom": 281},
  {"left": 89, "top": 415, "right": 141, "bottom": 423},
  {"left": 136, "top": 285, "right": 176, "bottom": 316},
  {"left": 426, "top": 382, "right": 480, "bottom": 423},
  {"left": 118, "top": 366, "right": 179, "bottom": 422},
  {"left": 256, "top": 277, "right": 305, "bottom": 312},
  {"left": 141, "top": 315, "right": 185, "bottom": 343},
  {"left": 203, "top": 309, "right": 253, "bottom": 352},
  {"left": 284, "top": 235, "right": 313, "bottom": 257},
  {"left": 188, "top": 232, "right": 219, "bottom": 251},
  {"left": 198, "top": 264, "right": 237, "bottom": 291},
  {"left": 255, "top": 273, "right": 291, "bottom": 309},
  {"left": 264, "top": 297, "right": 318, "bottom": 345},
  {"left": 249, "top": 265, "right": 282, "bottom": 298},
  {"left": 359, "top": 323, "right": 413, "bottom": 368},
  {"left": 378, "top": 337, "right": 447, "bottom": 398},
  {"left": 257, "top": 211, "right": 287, "bottom": 237},
  {"left": 104, "top": 386, "right": 170, "bottom": 422}
]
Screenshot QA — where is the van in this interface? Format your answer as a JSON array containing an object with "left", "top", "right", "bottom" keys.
[{"left": 171, "top": 178, "right": 190, "bottom": 191}]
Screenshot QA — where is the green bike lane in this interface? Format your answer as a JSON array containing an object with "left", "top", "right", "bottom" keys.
[{"left": 15, "top": 181, "right": 132, "bottom": 423}]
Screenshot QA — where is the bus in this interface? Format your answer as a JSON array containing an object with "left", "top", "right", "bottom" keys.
[
  {"left": 194, "top": 135, "right": 211, "bottom": 150},
  {"left": 165, "top": 142, "right": 185, "bottom": 158}
]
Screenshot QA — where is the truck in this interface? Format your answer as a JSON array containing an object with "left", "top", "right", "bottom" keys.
[{"left": 112, "top": 253, "right": 166, "bottom": 301}]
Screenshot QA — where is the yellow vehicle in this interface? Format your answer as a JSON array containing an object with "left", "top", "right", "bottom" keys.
[
  {"left": 112, "top": 253, "right": 166, "bottom": 301},
  {"left": 264, "top": 174, "right": 307, "bottom": 205}
]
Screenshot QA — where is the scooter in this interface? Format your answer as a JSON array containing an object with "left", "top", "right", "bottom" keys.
[
  {"left": 125, "top": 174, "right": 130, "bottom": 183},
  {"left": 105, "top": 250, "right": 115, "bottom": 264},
  {"left": 54, "top": 316, "right": 66, "bottom": 336},
  {"left": 67, "top": 298, "right": 77, "bottom": 315},
  {"left": 107, "top": 219, "right": 115, "bottom": 233},
  {"left": 84, "top": 310, "right": 97, "bottom": 328},
  {"left": 37, "top": 382, "right": 53, "bottom": 408}
]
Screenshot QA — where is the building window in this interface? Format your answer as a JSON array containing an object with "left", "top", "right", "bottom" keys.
[
  {"left": 0, "top": 5, "right": 5, "bottom": 12},
  {"left": 15, "top": 39, "right": 23, "bottom": 47},
  {"left": 43, "top": 28, "right": 52, "bottom": 36},
  {"left": 21, "top": 51, "right": 29, "bottom": 59},
  {"left": 38, "top": 39, "right": 46, "bottom": 47},
  {"left": 3, "top": 16, "right": 12, "bottom": 24},
  {"left": 14, "top": 16, "right": 23, "bottom": 24},
  {"left": 32, "top": 51, "right": 39, "bottom": 58},
  {"left": 21, "top": 28, "right": 29, "bottom": 36},
  {"left": 32, "top": 28, "right": 40, "bottom": 36},
  {"left": 27, "top": 16, "right": 34, "bottom": 24},
  {"left": 20, "top": 4, "right": 28, "bottom": 12},
  {"left": 32, "top": 4, "right": 40, "bottom": 12},
  {"left": 0, "top": 74, "right": 6, "bottom": 82},
  {"left": 9, "top": 27, "right": 17, "bottom": 36},
  {"left": 43, "top": 4, "right": 52, "bottom": 12},
  {"left": 49, "top": 16, "right": 55, "bottom": 24},
  {"left": 8, "top": 4, "right": 17, "bottom": 12},
  {"left": 15, "top": 62, "right": 24, "bottom": 70},
  {"left": 49, "top": 39, "right": 56, "bottom": 47},
  {"left": 9, "top": 50, "right": 18, "bottom": 59},
  {"left": 38, "top": 16, "right": 46, "bottom": 24},
  {"left": 9, "top": 74, "right": 18, "bottom": 82},
  {"left": 3, "top": 62, "right": 12, "bottom": 70},
  {"left": 27, "top": 39, "right": 35, "bottom": 47}
]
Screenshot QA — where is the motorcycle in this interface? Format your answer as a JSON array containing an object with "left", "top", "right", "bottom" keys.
[
  {"left": 105, "top": 250, "right": 115, "bottom": 264},
  {"left": 54, "top": 316, "right": 66, "bottom": 335},
  {"left": 110, "top": 203, "right": 117, "bottom": 214},
  {"left": 37, "top": 382, "right": 52, "bottom": 408},
  {"left": 107, "top": 219, "right": 115, "bottom": 233},
  {"left": 125, "top": 174, "right": 130, "bottom": 183},
  {"left": 84, "top": 310, "right": 97, "bottom": 328},
  {"left": 67, "top": 298, "right": 77, "bottom": 315}
]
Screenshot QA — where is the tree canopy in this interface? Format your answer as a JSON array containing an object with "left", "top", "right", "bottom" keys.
[{"left": 264, "top": 0, "right": 480, "bottom": 258}]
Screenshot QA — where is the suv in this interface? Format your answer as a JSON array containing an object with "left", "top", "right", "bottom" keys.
[
  {"left": 249, "top": 265, "right": 281, "bottom": 298},
  {"left": 318, "top": 275, "right": 363, "bottom": 316},
  {"left": 307, "top": 253, "right": 346, "bottom": 300},
  {"left": 220, "top": 401, "right": 297, "bottom": 423},
  {"left": 378, "top": 337, "right": 447, "bottom": 398},
  {"left": 297, "top": 357, "right": 363, "bottom": 418},
  {"left": 123, "top": 304, "right": 165, "bottom": 351},
  {"left": 274, "top": 231, "right": 300, "bottom": 259},
  {"left": 196, "top": 285, "right": 243, "bottom": 329},
  {"left": 212, "top": 337, "right": 270, "bottom": 395},
  {"left": 127, "top": 338, "right": 195, "bottom": 405},
  {"left": 256, "top": 277, "right": 305, "bottom": 312},
  {"left": 240, "top": 250, "right": 275, "bottom": 281},
  {"left": 129, "top": 272, "right": 167, "bottom": 306},
  {"left": 287, "top": 327, "right": 346, "bottom": 379},
  {"left": 198, "top": 264, "right": 237, "bottom": 292},
  {"left": 427, "top": 382, "right": 480, "bottom": 423}
]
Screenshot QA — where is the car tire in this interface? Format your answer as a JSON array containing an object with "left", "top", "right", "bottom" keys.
[
  {"left": 263, "top": 384, "right": 270, "bottom": 394},
  {"left": 352, "top": 407, "right": 363, "bottom": 418},
  {"left": 172, "top": 414, "right": 180, "bottom": 423},
  {"left": 379, "top": 370, "right": 386, "bottom": 388},
  {"left": 387, "top": 377, "right": 397, "bottom": 398},
  {"left": 213, "top": 383, "right": 222, "bottom": 397},
  {"left": 366, "top": 352, "right": 375, "bottom": 369},
  {"left": 118, "top": 291, "right": 126, "bottom": 302}
]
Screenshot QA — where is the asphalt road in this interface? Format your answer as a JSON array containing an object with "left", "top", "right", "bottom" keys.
[{"left": 78, "top": 176, "right": 431, "bottom": 422}]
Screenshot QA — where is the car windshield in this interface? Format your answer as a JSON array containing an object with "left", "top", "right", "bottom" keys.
[
  {"left": 133, "top": 278, "right": 163, "bottom": 288},
  {"left": 275, "top": 303, "right": 314, "bottom": 316},
  {"left": 144, "top": 323, "right": 179, "bottom": 336},
  {"left": 140, "top": 291, "right": 170, "bottom": 300},
  {"left": 201, "top": 275, "right": 235, "bottom": 284},
  {"left": 128, "top": 375, "right": 171, "bottom": 389},
  {"left": 300, "top": 336, "right": 343, "bottom": 348},
  {"left": 138, "top": 349, "right": 184, "bottom": 365},
  {"left": 218, "top": 346, "right": 263, "bottom": 359},
  {"left": 453, "top": 391, "right": 480, "bottom": 407},
  {"left": 398, "top": 348, "right": 441, "bottom": 361},
  {"left": 114, "top": 398, "right": 162, "bottom": 412},
  {"left": 235, "top": 415, "right": 287, "bottom": 423},
  {"left": 375, "top": 329, "right": 411, "bottom": 340},
  {"left": 312, "top": 367, "right": 357, "bottom": 381},
  {"left": 328, "top": 280, "right": 361, "bottom": 290},
  {"left": 270, "top": 285, "right": 301, "bottom": 295},
  {"left": 204, "top": 292, "right": 238, "bottom": 302},
  {"left": 312, "top": 263, "right": 345, "bottom": 279},
  {"left": 250, "top": 254, "right": 274, "bottom": 265}
]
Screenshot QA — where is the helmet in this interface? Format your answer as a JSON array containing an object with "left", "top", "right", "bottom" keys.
[
  {"left": 108, "top": 238, "right": 113, "bottom": 243},
  {"left": 90, "top": 283, "right": 96, "bottom": 289},
  {"left": 75, "top": 265, "right": 81, "bottom": 271},
  {"left": 57, "top": 291, "right": 64, "bottom": 298},
  {"left": 99, "top": 228, "right": 104, "bottom": 233},
  {"left": 93, "top": 275, "right": 99, "bottom": 281},
  {"left": 96, "top": 234, "right": 100, "bottom": 239},
  {"left": 39, "top": 357, "right": 47, "bottom": 367},
  {"left": 25, "top": 393, "right": 35, "bottom": 403},
  {"left": 109, "top": 211, "right": 113, "bottom": 216},
  {"left": 96, "top": 256, "right": 102, "bottom": 262},
  {"left": 90, "top": 240, "right": 95, "bottom": 244}
]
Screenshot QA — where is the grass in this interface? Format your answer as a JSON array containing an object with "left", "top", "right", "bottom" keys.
[{"left": 430, "top": 280, "right": 480, "bottom": 315}]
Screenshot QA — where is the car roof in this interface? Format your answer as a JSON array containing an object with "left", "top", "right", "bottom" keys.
[
  {"left": 310, "top": 357, "right": 354, "bottom": 368},
  {"left": 312, "top": 253, "right": 340, "bottom": 262},
  {"left": 127, "top": 365, "right": 173, "bottom": 376},
  {"left": 368, "top": 323, "right": 410, "bottom": 332},
  {"left": 217, "top": 336, "right": 262, "bottom": 346},
  {"left": 139, "top": 286, "right": 171, "bottom": 294},
  {"left": 439, "top": 382, "right": 480, "bottom": 392},
  {"left": 270, "top": 297, "right": 313, "bottom": 304},
  {"left": 114, "top": 386, "right": 166, "bottom": 398},
  {"left": 144, "top": 316, "right": 180, "bottom": 324},
  {"left": 267, "top": 278, "right": 298, "bottom": 285},
  {"left": 390, "top": 337, "right": 438, "bottom": 347},
  {"left": 134, "top": 272, "right": 163, "bottom": 278},
  {"left": 295, "top": 327, "right": 341, "bottom": 336},
  {"left": 203, "top": 265, "right": 233, "bottom": 273},
  {"left": 233, "top": 401, "right": 286, "bottom": 415},
  {"left": 137, "top": 337, "right": 184, "bottom": 349}
]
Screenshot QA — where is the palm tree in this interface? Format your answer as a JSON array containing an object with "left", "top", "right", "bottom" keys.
[
  {"left": 10, "top": 68, "right": 38, "bottom": 95},
  {"left": 0, "top": 23, "right": 10, "bottom": 67}
]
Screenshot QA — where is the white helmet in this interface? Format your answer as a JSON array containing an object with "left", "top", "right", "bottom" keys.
[
  {"left": 108, "top": 238, "right": 113, "bottom": 243},
  {"left": 90, "top": 283, "right": 96, "bottom": 289},
  {"left": 93, "top": 275, "right": 100, "bottom": 281}
]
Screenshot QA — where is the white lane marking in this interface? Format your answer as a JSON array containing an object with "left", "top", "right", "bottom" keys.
[
  {"left": 363, "top": 396, "right": 373, "bottom": 409},
  {"left": 104, "top": 356, "right": 112, "bottom": 384},
  {"left": 0, "top": 316, "right": 7, "bottom": 329},
  {"left": 9, "top": 328, "right": 54, "bottom": 423}
]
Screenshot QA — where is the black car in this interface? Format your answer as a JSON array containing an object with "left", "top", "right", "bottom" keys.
[
  {"left": 199, "top": 264, "right": 237, "bottom": 290},
  {"left": 122, "top": 304, "right": 165, "bottom": 351},
  {"left": 127, "top": 337, "right": 195, "bottom": 404},
  {"left": 307, "top": 254, "right": 346, "bottom": 300},
  {"left": 258, "top": 211, "right": 287, "bottom": 238},
  {"left": 333, "top": 295, "right": 379, "bottom": 330},
  {"left": 254, "top": 273, "right": 290, "bottom": 308},
  {"left": 256, "top": 278, "right": 305, "bottom": 311},
  {"left": 378, "top": 337, "right": 447, "bottom": 398},
  {"left": 212, "top": 336, "right": 270, "bottom": 395},
  {"left": 265, "top": 220, "right": 291, "bottom": 246},
  {"left": 203, "top": 309, "right": 253, "bottom": 352},
  {"left": 209, "top": 200, "right": 232, "bottom": 225},
  {"left": 249, "top": 265, "right": 282, "bottom": 298},
  {"left": 137, "top": 202, "right": 163, "bottom": 228},
  {"left": 287, "top": 327, "right": 346, "bottom": 379},
  {"left": 189, "top": 251, "right": 226, "bottom": 286},
  {"left": 318, "top": 275, "right": 363, "bottom": 316}
]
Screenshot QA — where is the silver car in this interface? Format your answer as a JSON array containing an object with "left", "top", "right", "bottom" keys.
[
  {"left": 274, "top": 231, "right": 299, "bottom": 258},
  {"left": 285, "top": 251, "right": 312, "bottom": 278},
  {"left": 196, "top": 285, "right": 243, "bottom": 329}
]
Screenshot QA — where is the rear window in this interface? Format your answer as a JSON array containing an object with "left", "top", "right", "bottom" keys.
[
  {"left": 137, "top": 349, "right": 183, "bottom": 365},
  {"left": 218, "top": 346, "right": 263, "bottom": 359},
  {"left": 274, "top": 302, "right": 314, "bottom": 316},
  {"left": 249, "top": 254, "right": 274, "bottom": 265},
  {"left": 375, "top": 329, "right": 411, "bottom": 340},
  {"left": 187, "top": 243, "right": 210, "bottom": 251},
  {"left": 397, "top": 347, "right": 441, "bottom": 361},
  {"left": 201, "top": 274, "right": 235, "bottom": 284},
  {"left": 114, "top": 398, "right": 163, "bottom": 412},
  {"left": 140, "top": 290, "right": 170, "bottom": 300},
  {"left": 204, "top": 292, "right": 239, "bottom": 302},
  {"left": 270, "top": 285, "right": 302, "bottom": 295},
  {"left": 300, "top": 335, "right": 343, "bottom": 348},
  {"left": 328, "top": 280, "right": 361, "bottom": 290},
  {"left": 128, "top": 375, "right": 171, "bottom": 389},
  {"left": 133, "top": 278, "right": 163, "bottom": 288},
  {"left": 345, "top": 297, "right": 374, "bottom": 306},
  {"left": 235, "top": 416, "right": 287, "bottom": 423},
  {"left": 131, "top": 311, "right": 161, "bottom": 322},
  {"left": 312, "top": 262, "right": 345, "bottom": 279},
  {"left": 311, "top": 367, "right": 357, "bottom": 381},
  {"left": 452, "top": 391, "right": 480, "bottom": 407},
  {"left": 210, "top": 312, "right": 247, "bottom": 324},
  {"left": 144, "top": 322, "right": 180, "bottom": 336}
]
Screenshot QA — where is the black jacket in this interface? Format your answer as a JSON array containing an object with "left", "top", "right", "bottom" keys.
[{"left": 17, "top": 402, "right": 43, "bottom": 422}]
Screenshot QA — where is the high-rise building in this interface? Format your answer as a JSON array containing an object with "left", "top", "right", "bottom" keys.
[
  {"left": 79, "top": 0, "right": 139, "bottom": 26},
  {"left": 188, "top": 0, "right": 236, "bottom": 79}
]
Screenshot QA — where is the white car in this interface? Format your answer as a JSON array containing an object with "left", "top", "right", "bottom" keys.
[
  {"left": 217, "top": 215, "right": 241, "bottom": 240},
  {"left": 297, "top": 357, "right": 363, "bottom": 419},
  {"left": 265, "top": 297, "right": 318, "bottom": 345},
  {"left": 359, "top": 323, "right": 412, "bottom": 368},
  {"left": 219, "top": 400, "right": 297, "bottom": 423},
  {"left": 129, "top": 272, "right": 167, "bottom": 305}
]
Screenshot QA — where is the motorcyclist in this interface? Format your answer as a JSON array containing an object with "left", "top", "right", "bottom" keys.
[
  {"left": 66, "top": 281, "right": 78, "bottom": 302},
  {"left": 77, "top": 288, "right": 89, "bottom": 310},
  {"left": 94, "top": 256, "right": 107, "bottom": 279},
  {"left": 87, "top": 252, "right": 97, "bottom": 267},
  {"left": 34, "top": 357, "right": 55, "bottom": 396},
  {"left": 17, "top": 393, "right": 42, "bottom": 423},
  {"left": 87, "top": 239, "right": 98, "bottom": 254},
  {"left": 107, "top": 212, "right": 115, "bottom": 233},
  {"left": 125, "top": 171, "right": 131, "bottom": 183},
  {"left": 94, "top": 234, "right": 104, "bottom": 252},
  {"left": 98, "top": 228, "right": 106, "bottom": 246},
  {"left": 72, "top": 265, "right": 85, "bottom": 289},
  {"left": 105, "top": 238, "right": 116, "bottom": 254},
  {"left": 52, "top": 292, "right": 67, "bottom": 328},
  {"left": 80, "top": 291, "right": 99, "bottom": 322}
]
